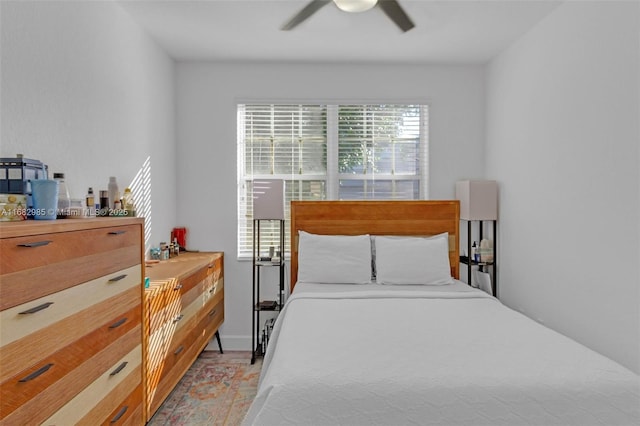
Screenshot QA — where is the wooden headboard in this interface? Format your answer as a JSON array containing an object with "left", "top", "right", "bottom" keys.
[{"left": 290, "top": 200, "right": 460, "bottom": 292}]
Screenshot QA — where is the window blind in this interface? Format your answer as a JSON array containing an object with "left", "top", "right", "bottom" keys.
[{"left": 238, "top": 103, "right": 428, "bottom": 258}]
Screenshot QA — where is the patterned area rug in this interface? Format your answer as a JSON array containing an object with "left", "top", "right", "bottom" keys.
[{"left": 148, "top": 351, "right": 262, "bottom": 426}]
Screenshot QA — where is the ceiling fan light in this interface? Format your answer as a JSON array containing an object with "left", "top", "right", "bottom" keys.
[{"left": 333, "top": 0, "right": 378, "bottom": 13}]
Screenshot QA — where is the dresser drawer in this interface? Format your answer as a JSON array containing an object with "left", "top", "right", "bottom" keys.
[
  {"left": 145, "top": 252, "right": 222, "bottom": 299},
  {"left": 167, "top": 259, "right": 218, "bottom": 303},
  {"left": 146, "top": 279, "right": 185, "bottom": 337},
  {"left": 0, "top": 225, "right": 141, "bottom": 311},
  {"left": 205, "top": 274, "right": 224, "bottom": 300},
  {"left": 99, "top": 384, "right": 144, "bottom": 426},
  {"left": 165, "top": 280, "right": 223, "bottom": 339},
  {"left": 209, "top": 254, "right": 223, "bottom": 282},
  {"left": 197, "top": 297, "right": 224, "bottom": 353},
  {"left": 42, "top": 345, "right": 142, "bottom": 426},
  {"left": 1, "top": 264, "right": 141, "bottom": 348},
  {"left": 0, "top": 224, "right": 140, "bottom": 275},
  {"left": 188, "top": 255, "right": 222, "bottom": 294}
]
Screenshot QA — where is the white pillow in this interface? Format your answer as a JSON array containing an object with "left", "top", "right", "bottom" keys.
[
  {"left": 297, "top": 231, "right": 372, "bottom": 284},
  {"left": 374, "top": 233, "right": 453, "bottom": 285}
]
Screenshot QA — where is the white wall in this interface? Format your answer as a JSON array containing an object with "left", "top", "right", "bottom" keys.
[
  {"left": 176, "top": 62, "right": 486, "bottom": 349},
  {"left": 486, "top": 1, "right": 639, "bottom": 373},
  {"left": 1, "top": 0, "right": 176, "bottom": 245}
]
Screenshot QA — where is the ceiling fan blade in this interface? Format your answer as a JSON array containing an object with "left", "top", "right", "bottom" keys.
[
  {"left": 281, "top": 0, "right": 332, "bottom": 31},
  {"left": 377, "top": 0, "right": 415, "bottom": 32}
]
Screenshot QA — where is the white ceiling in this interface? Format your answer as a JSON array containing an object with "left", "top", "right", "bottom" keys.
[{"left": 118, "top": 0, "right": 561, "bottom": 64}]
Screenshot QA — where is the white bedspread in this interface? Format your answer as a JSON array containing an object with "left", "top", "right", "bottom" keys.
[{"left": 243, "top": 282, "right": 640, "bottom": 426}]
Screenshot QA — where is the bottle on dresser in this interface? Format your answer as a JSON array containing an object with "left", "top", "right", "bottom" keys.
[
  {"left": 99, "top": 190, "right": 109, "bottom": 216},
  {"left": 122, "top": 187, "right": 136, "bottom": 217},
  {"left": 85, "top": 187, "right": 95, "bottom": 217},
  {"left": 108, "top": 176, "right": 119, "bottom": 210},
  {"left": 53, "top": 172, "right": 71, "bottom": 219}
]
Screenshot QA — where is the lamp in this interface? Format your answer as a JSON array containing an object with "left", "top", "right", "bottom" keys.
[
  {"left": 333, "top": 0, "right": 378, "bottom": 13},
  {"left": 253, "top": 179, "right": 285, "bottom": 220},
  {"left": 456, "top": 180, "right": 498, "bottom": 295},
  {"left": 455, "top": 180, "right": 498, "bottom": 220}
]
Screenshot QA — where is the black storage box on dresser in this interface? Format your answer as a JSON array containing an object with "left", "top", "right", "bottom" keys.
[
  {"left": 0, "top": 155, "right": 49, "bottom": 215},
  {"left": 0, "top": 155, "right": 49, "bottom": 194}
]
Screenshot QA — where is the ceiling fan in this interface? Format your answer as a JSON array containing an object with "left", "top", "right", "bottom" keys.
[{"left": 281, "top": 0, "right": 415, "bottom": 33}]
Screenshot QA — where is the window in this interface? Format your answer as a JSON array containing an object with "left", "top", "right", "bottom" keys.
[{"left": 237, "top": 103, "right": 429, "bottom": 258}]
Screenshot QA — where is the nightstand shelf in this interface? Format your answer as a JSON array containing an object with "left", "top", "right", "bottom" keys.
[
  {"left": 251, "top": 218, "right": 285, "bottom": 364},
  {"left": 460, "top": 219, "right": 497, "bottom": 297},
  {"left": 459, "top": 256, "right": 494, "bottom": 268}
]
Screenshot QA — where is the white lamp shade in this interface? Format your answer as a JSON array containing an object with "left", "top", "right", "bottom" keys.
[
  {"left": 455, "top": 180, "right": 498, "bottom": 220},
  {"left": 253, "top": 179, "right": 285, "bottom": 220}
]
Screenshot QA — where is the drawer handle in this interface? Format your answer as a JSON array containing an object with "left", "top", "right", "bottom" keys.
[
  {"left": 174, "top": 345, "right": 184, "bottom": 355},
  {"left": 173, "top": 314, "right": 184, "bottom": 324},
  {"left": 110, "top": 405, "right": 128, "bottom": 423},
  {"left": 208, "top": 264, "right": 214, "bottom": 268},
  {"left": 19, "top": 363, "right": 53, "bottom": 382},
  {"left": 109, "top": 361, "right": 128, "bottom": 376},
  {"left": 108, "top": 274, "right": 127, "bottom": 282},
  {"left": 208, "top": 309, "right": 217, "bottom": 317},
  {"left": 19, "top": 302, "right": 54, "bottom": 315},
  {"left": 173, "top": 284, "right": 183, "bottom": 291},
  {"left": 108, "top": 230, "right": 127, "bottom": 235},
  {"left": 109, "top": 318, "right": 128, "bottom": 329},
  {"left": 17, "top": 240, "right": 52, "bottom": 248}
]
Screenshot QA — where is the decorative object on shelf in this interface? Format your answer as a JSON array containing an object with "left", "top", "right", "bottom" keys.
[
  {"left": 252, "top": 179, "right": 285, "bottom": 364},
  {"left": 479, "top": 238, "right": 493, "bottom": 263},
  {"left": 455, "top": 180, "right": 498, "bottom": 296},
  {"left": 171, "top": 227, "right": 187, "bottom": 251}
]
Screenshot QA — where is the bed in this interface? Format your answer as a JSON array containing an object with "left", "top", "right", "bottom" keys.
[{"left": 243, "top": 201, "right": 640, "bottom": 426}]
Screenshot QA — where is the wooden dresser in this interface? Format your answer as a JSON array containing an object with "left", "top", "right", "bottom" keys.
[
  {"left": 144, "top": 252, "right": 224, "bottom": 422},
  {"left": 0, "top": 218, "right": 145, "bottom": 425}
]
